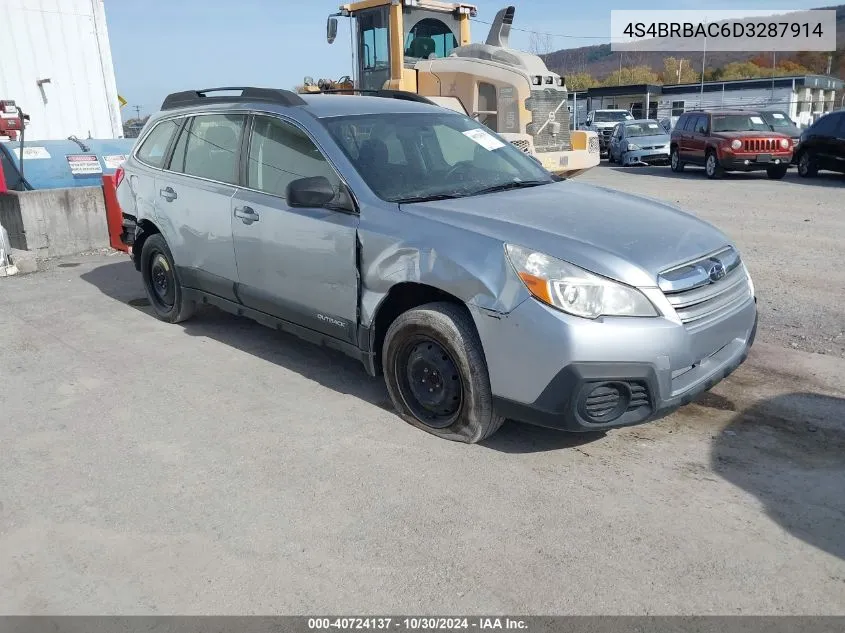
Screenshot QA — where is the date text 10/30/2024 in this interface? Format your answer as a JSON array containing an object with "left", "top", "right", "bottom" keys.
[{"left": 308, "top": 618, "right": 529, "bottom": 630}]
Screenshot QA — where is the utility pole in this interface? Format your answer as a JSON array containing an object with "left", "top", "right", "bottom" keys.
[
  {"left": 133, "top": 105, "right": 141, "bottom": 121},
  {"left": 700, "top": 19, "right": 707, "bottom": 105}
]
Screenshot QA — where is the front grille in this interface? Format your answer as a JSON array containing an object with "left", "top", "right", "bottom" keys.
[
  {"left": 743, "top": 138, "right": 783, "bottom": 152},
  {"left": 659, "top": 248, "right": 752, "bottom": 329},
  {"left": 525, "top": 89, "right": 572, "bottom": 153}
]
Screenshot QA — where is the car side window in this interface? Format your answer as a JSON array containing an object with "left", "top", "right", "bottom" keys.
[
  {"left": 811, "top": 113, "right": 844, "bottom": 136},
  {"left": 170, "top": 114, "right": 245, "bottom": 185},
  {"left": 680, "top": 115, "right": 693, "bottom": 131},
  {"left": 833, "top": 114, "right": 845, "bottom": 138},
  {"left": 136, "top": 119, "right": 180, "bottom": 168},
  {"left": 694, "top": 115, "right": 708, "bottom": 134},
  {"left": 247, "top": 115, "right": 340, "bottom": 199}
]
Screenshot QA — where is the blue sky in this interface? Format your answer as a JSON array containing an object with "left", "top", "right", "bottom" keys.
[{"left": 105, "top": 0, "right": 826, "bottom": 119}]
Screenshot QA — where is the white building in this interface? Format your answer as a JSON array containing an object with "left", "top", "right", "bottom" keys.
[
  {"left": 0, "top": 0, "right": 123, "bottom": 141},
  {"left": 570, "top": 75, "right": 843, "bottom": 130}
]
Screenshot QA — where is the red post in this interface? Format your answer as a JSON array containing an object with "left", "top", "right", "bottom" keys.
[
  {"left": 0, "top": 159, "right": 7, "bottom": 194},
  {"left": 102, "top": 174, "right": 128, "bottom": 252}
]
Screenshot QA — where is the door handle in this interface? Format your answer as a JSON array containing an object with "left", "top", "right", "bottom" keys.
[
  {"left": 159, "top": 186, "right": 177, "bottom": 202},
  {"left": 234, "top": 206, "right": 260, "bottom": 224}
]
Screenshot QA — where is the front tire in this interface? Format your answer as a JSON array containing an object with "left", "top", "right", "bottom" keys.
[
  {"left": 670, "top": 147, "right": 685, "bottom": 172},
  {"left": 382, "top": 302, "right": 505, "bottom": 444},
  {"left": 705, "top": 151, "right": 724, "bottom": 179},
  {"left": 767, "top": 164, "right": 788, "bottom": 180},
  {"left": 140, "top": 233, "right": 196, "bottom": 323},
  {"left": 797, "top": 151, "right": 818, "bottom": 178}
]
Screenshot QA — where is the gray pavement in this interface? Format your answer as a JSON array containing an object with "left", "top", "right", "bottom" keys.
[{"left": 1, "top": 167, "right": 844, "bottom": 615}]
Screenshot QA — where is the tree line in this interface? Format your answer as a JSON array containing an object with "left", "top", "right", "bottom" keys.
[{"left": 557, "top": 52, "right": 838, "bottom": 92}]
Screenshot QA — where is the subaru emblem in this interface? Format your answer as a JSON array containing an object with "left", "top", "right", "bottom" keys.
[{"left": 708, "top": 260, "right": 726, "bottom": 282}]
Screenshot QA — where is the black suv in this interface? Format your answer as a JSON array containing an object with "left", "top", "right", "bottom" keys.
[{"left": 796, "top": 110, "right": 845, "bottom": 178}]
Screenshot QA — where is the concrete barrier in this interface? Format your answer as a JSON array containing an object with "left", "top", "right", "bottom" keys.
[{"left": 0, "top": 186, "right": 109, "bottom": 259}]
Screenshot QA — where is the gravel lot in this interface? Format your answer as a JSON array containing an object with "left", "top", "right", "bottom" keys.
[{"left": 1, "top": 166, "right": 843, "bottom": 615}]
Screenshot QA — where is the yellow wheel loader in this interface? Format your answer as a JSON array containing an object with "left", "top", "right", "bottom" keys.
[{"left": 308, "top": 0, "right": 599, "bottom": 178}]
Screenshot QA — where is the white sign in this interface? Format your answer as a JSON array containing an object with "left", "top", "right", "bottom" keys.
[
  {"left": 66, "top": 154, "right": 103, "bottom": 175},
  {"left": 463, "top": 128, "right": 505, "bottom": 151},
  {"left": 750, "top": 116, "right": 765, "bottom": 124},
  {"left": 12, "top": 146, "right": 51, "bottom": 160},
  {"left": 102, "top": 154, "right": 128, "bottom": 170}
]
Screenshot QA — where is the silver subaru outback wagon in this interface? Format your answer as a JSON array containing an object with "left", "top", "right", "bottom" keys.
[{"left": 116, "top": 87, "right": 758, "bottom": 444}]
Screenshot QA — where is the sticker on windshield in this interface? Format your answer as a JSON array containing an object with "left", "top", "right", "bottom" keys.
[
  {"left": 772, "top": 113, "right": 785, "bottom": 119},
  {"left": 750, "top": 116, "right": 764, "bottom": 124},
  {"left": 463, "top": 128, "right": 505, "bottom": 151},
  {"left": 646, "top": 122, "right": 659, "bottom": 129}
]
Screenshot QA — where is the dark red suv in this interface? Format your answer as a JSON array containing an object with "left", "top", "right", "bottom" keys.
[{"left": 670, "top": 110, "right": 793, "bottom": 179}]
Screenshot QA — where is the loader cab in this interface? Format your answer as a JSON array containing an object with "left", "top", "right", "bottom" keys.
[{"left": 328, "top": 0, "right": 475, "bottom": 92}]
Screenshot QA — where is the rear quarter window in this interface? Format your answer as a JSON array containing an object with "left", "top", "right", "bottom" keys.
[{"left": 136, "top": 119, "right": 180, "bottom": 168}]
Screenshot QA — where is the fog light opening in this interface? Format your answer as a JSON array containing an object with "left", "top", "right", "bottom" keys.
[{"left": 578, "top": 382, "right": 631, "bottom": 424}]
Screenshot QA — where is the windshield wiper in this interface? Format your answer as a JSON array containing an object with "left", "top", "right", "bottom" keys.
[
  {"left": 469, "top": 180, "right": 551, "bottom": 196},
  {"left": 395, "top": 193, "right": 463, "bottom": 204}
]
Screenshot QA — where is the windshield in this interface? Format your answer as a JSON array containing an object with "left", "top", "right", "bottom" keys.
[
  {"left": 322, "top": 112, "right": 555, "bottom": 203},
  {"left": 711, "top": 114, "right": 771, "bottom": 132},
  {"left": 595, "top": 111, "right": 633, "bottom": 122},
  {"left": 624, "top": 121, "right": 666, "bottom": 137},
  {"left": 760, "top": 111, "right": 800, "bottom": 133}
]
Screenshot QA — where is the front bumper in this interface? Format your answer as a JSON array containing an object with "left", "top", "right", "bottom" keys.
[
  {"left": 719, "top": 152, "right": 792, "bottom": 171},
  {"left": 621, "top": 148, "right": 670, "bottom": 166},
  {"left": 474, "top": 293, "right": 758, "bottom": 432}
]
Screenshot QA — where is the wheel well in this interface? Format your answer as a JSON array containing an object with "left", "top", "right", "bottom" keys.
[
  {"left": 370, "top": 282, "right": 468, "bottom": 375},
  {"left": 132, "top": 220, "right": 160, "bottom": 271}
]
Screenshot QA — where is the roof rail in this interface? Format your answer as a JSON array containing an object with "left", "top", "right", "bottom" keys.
[
  {"left": 160, "top": 87, "right": 306, "bottom": 111},
  {"left": 315, "top": 88, "right": 438, "bottom": 105}
]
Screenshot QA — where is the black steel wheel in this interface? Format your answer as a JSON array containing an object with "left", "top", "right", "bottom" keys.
[
  {"left": 140, "top": 233, "right": 196, "bottom": 323},
  {"left": 382, "top": 302, "right": 505, "bottom": 443},
  {"left": 395, "top": 336, "right": 464, "bottom": 428}
]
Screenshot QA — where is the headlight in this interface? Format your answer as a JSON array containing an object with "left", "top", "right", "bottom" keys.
[
  {"left": 743, "top": 263, "right": 755, "bottom": 298},
  {"left": 730, "top": 139, "right": 742, "bottom": 150},
  {"left": 780, "top": 138, "right": 790, "bottom": 149},
  {"left": 505, "top": 244, "right": 658, "bottom": 319},
  {"left": 627, "top": 143, "right": 641, "bottom": 151}
]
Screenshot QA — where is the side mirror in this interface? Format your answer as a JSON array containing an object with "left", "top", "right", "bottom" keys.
[
  {"left": 327, "top": 17, "right": 338, "bottom": 44},
  {"left": 288, "top": 176, "right": 336, "bottom": 208}
]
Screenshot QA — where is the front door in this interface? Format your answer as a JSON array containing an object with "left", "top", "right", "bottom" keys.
[
  {"left": 231, "top": 114, "right": 359, "bottom": 343},
  {"left": 689, "top": 114, "right": 709, "bottom": 165}
]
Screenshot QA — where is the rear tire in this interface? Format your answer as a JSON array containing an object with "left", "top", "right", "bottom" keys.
[
  {"left": 140, "top": 234, "right": 196, "bottom": 323},
  {"left": 767, "top": 164, "right": 788, "bottom": 180},
  {"left": 670, "top": 147, "right": 685, "bottom": 172},
  {"left": 705, "top": 151, "right": 724, "bottom": 179},
  {"left": 382, "top": 302, "right": 505, "bottom": 444},
  {"left": 797, "top": 151, "right": 818, "bottom": 178}
]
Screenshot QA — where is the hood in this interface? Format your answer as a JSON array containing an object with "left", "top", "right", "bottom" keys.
[
  {"left": 627, "top": 134, "right": 669, "bottom": 146},
  {"left": 400, "top": 181, "right": 731, "bottom": 288},
  {"left": 711, "top": 130, "right": 791, "bottom": 139}
]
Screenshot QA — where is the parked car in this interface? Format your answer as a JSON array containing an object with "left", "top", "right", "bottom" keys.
[
  {"left": 608, "top": 119, "right": 670, "bottom": 166},
  {"left": 582, "top": 109, "right": 634, "bottom": 158},
  {"left": 795, "top": 109, "right": 845, "bottom": 178},
  {"left": 117, "top": 87, "right": 757, "bottom": 444},
  {"left": 670, "top": 110, "right": 793, "bottom": 179},
  {"left": 756, "top": 109, "right": 803, "bottom": 163}
]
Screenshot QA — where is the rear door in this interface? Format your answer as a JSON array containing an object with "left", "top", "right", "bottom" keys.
[
  {"left": 674, "top": 114, "right": 692, "bottom": 159},
  {"left": 123, "top": 118, "right": 181, "bottom": 229},
  {"left": 230, "top": 114, "right": 359, "bottom": 343},
  {"left": 832, "top": 113, "right": 845, "bottom": 173},
  {"left": 689, "top": 115, "right": 708, "bottom": 164},
  {"left": 156, "top": 113, "right": 246, "bottom": 300}
]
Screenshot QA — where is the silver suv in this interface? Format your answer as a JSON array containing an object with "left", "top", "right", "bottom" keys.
[{"left": 117, "top": 87, "right": 758, "bottom": 444}]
